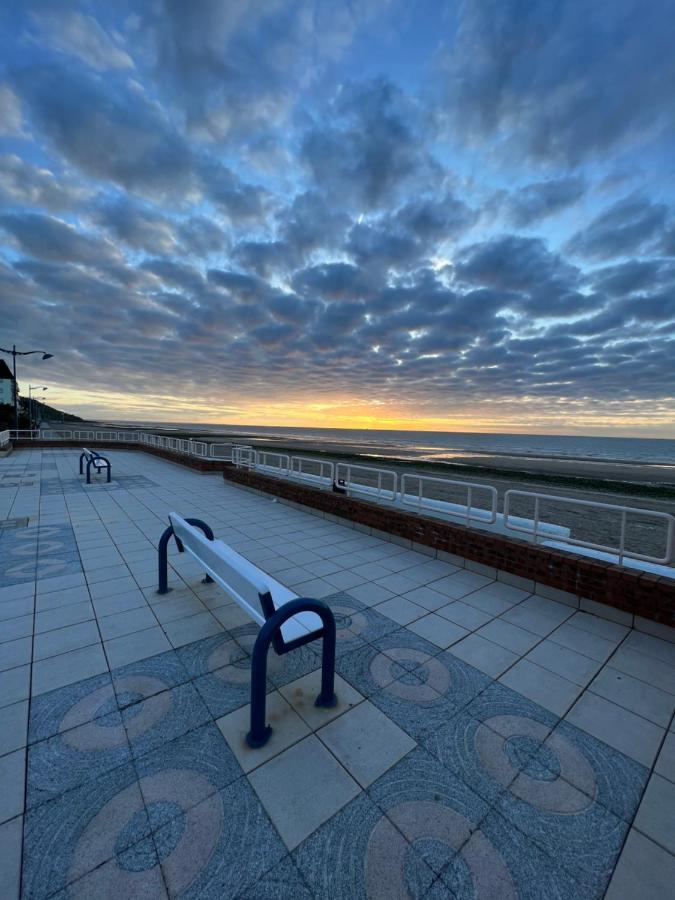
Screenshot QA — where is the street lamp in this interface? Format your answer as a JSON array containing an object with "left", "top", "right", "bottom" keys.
[
  {"left": 29, "top": 385, "right": 48, "bottom": 432},
  {"left": 0, "top": 345, "right": 53, "bottom": 433}
]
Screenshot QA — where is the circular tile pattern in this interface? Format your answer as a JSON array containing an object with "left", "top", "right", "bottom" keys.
[
  {"left": 476, "top": 715, "right": 595, "bottom": 813},
  {"left": 366, "top": 801, "right": 517, "bottom": 899},
  {"left": 371, "top": 648, "right": 451, "bottom": 702}
]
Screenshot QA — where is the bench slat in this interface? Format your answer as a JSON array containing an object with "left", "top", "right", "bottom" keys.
[{"left": 168, "top": 513, "right": 322, "bottom": 643}]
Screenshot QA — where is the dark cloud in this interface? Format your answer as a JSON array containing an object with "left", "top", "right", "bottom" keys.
[
  {"left": 0, "top": 211, "right": 120, "bottom": 265},
  {"left": 301, "top": 79, "right": 440, "bottom": 210},
  {"left": 93, "top": 197, "right": 177, "bottom": 255},
  {"left": 507, "top": 177, "right": 586, "bottom": 226},
  {"left": 444, "top": 0, "right": 675, "bottom": 165},
  {"left": 0, "top": 154, "right": 90, "bottom": 211},
  {"left": 566, "top": 197, "right": 668, "bottom": 260}
]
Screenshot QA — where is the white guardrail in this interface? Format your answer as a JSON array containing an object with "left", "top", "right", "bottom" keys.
[{"left": 7, "top": 431, "right": 675, "bottom": 570}]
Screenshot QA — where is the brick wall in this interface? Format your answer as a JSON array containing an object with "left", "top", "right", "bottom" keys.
[
  {"left": 222, "top": 466, "right": 675, "bottom": 627},
  {"left": 12, "top": 439, "right": 674, "bottom": 627}
]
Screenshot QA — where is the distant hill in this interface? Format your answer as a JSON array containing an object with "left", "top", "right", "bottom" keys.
[
  {"left": 0, "top": 398, "right": 84, "bottom": 429},
  {"left": 28, "top": 398, "right": 83, "bottom": 424}
]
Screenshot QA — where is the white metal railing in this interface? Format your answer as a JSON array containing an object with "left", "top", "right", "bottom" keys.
[
  {"left": 335, "top": 462, "right": 398, "bottom": 502},
  {"left": 400, "top": 474, "right": 498, "bottom": 527},
  {"left": 8, "top": 428, "right": 674, "bottom": 571},
  {"left": 290, "top": 455, "right": 334, "bottom": 485},
  {"left": 232, "top": 445, "right": 256, "bottom": 468},
  {"left": 503, "top": 490, "right": 675, "bottom": 566},
  {"left": 255, "top": 451, "right": 291, "bottom": 477}
]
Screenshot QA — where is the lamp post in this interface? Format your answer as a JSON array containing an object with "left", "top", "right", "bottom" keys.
[
  {"left": 0, "top": 345, "right": 53, "bottom": 434},
  {"left": 29, "top": 385, "right": 48, "bottom": 432}
]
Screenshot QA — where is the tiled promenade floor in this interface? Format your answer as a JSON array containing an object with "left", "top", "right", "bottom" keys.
[{"left": 0, "top": 449, "right": 674, "bottom": 898}]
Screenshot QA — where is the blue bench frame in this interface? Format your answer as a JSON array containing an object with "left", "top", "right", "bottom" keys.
[
  {"left": 79, "top": 449, "right": 111, "bottom": 484},
  {"left": 157, "top": 517, "right": 337, "bottom": 747}
]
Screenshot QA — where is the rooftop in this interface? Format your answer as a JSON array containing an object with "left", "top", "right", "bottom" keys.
[{"left": 1, "top": 448, "right": 673, "bottom": 898}]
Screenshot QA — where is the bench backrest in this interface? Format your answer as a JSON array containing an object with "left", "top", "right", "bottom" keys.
[
  {"left": 169, "top": 513, "right": 269, "bottom": 626},
  {"left": 82, "top": 447, "right": 103, "bottom": 460}
]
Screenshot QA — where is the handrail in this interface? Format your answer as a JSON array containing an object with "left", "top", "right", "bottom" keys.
[
  {"left": 256, "top": 451, "right": 291, "bottom": 476},
  {"left": 8, "top": 429, "right": 674, "bottom": 571},
  {"left": 503, "top": 490, "right": 675, "bottom": 566},
  {"left": 400, "top": 473, "right": 498, "bottom": 527},
  {"left": 290, "top": 455, "right": 334, "bottom": 484},
  {"left": 335, "top": 462, "right": 398, "bottom": 501}
]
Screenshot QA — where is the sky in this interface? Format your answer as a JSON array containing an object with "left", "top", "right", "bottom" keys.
[{"left": 0, "top": 0, "right": 674, "bottom": 436}]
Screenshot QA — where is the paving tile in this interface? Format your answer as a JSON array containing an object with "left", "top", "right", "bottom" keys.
[
  {"left": 32, "top": 643, "right": 108, "bottom": 695},
  {"left": 293, "top": 791, "right": 436, "bottom": 898},
  {"left": 280, "top": 670, "right": 363, "bottom": 730},
  {"left": 111, "top": 648, "right": 191, "bottom": 707},
  {"left": 500, "top": 605, "right": 563, "bottom": 637},
  {"left": 92, "top": 589, "right": 147, "bottom": 617},
  {"left": 421, "top": 573, "right": 479, "bottom": 600},
  {"left": 156, "top": 777, "right": 286, "bottom": 898},
  {"left": 449, "top": 633, "right": 519, "bottom": 678},
  {"left": 249, "top": 734, "right": 361, "bottom": 849},
  {"left": 104, "top": 626, "right": 171, "bottom": 668},
  {"left": 122, "top": 681, "right": 211, "bottom": 760},
  {"left": 436, "top": 600, "right": 493, "bottom": 630},
  {"left": 22, "top": 763, "right": 147, "bottom": 898},
  {"left": 0, "top": 637, "right": 32, "bottom": 672},
  {"left": 374, "top": 595, "right": 427, "bottom": 625},
  {"left": 346, "top": 582, "right": 395, "bottom": 607},
  {"left": 565, "top": 692, "right": 664, "bottom": 767},
  {"left": 408, "top": 613, "right": 469, "bottom": 649},
  {"left": 217, "top": 691, "right": 311, "bottom": 773},
  {"left": 33, "top": 620, "right": 101, "bottom": 661},
  {"left": 500, "top": 658, "right": 581, "bottom": 716},
  {"left": 0, "top": 596, "right": 33, "bottom": 621},
  {"left": 0, "top": 614, "right": 33, "bottom": 643},
  {"left": 633, "top": 773, "right": 675, "bottom": 854},
  {"left": 589, "top": 665, "right": 675, "bottom": 726},
  {"left": 477, "top": 618, "right": 541, "bottom": 654},
  {"left": 34, "top": 600, "right": 95, "bottom": 633},
  {"left": 654, "top": 731, "right": 675, "bottom": 783},
  {"left": 566, "top": 611, "right": 629, "bottom": 643},
  {"left": 238, "top": 856, "right": 313, "bottom": 900},
  {"left": 150, "top": 593, "right": 205, "bottom": 623},
  {"left": 373, "top": 572, "right": 421, "bottom": 595},
  {"left": 0, "top": 751, "right": 25, "bottom": 824},
  {"left": 0, "top": 815, "right": 22, "bottom": 900},
  {"left": 0, "top": 700, "right": 28, "bottom": 756},
  {"left": 28, "top": 672, "right": 115, "bottom": 744},
  {"left": 163, "top": 610, "right": 223, "bottom": 647},
  {"left": 525, "top": 639, "right": 603, "bottom": 686},
  {"left": 609, "top": 646, "right": 675, "bottom": 694},
  {"left": 548, "top": 622, "right": 617, "bottom": 662},
  {"left": 399, "top": 585, "right": 450, "bottom": 612},
  {"left": 35, "top": 585, "right": 91, "bottom": 612},
  {"left": 623, "top": 630, "right": 675, "bottom": 666},
  {"left": 98, "top": 605, "right": 158, "bottom": 640},
  {"left": 88, "top": 576, "right": 139, "bottom": 600},
  {"left": 27, "top": 710, "right": 132, "bottom": 809},
  {"left": 370, "top": 651, "right": 490, "bottom": 741},
  {"left": 605, "top": 829, "right": 675, "bottom": 899},
  {"left": 318, "top": 700, "right": 415, "bottom": 788}
]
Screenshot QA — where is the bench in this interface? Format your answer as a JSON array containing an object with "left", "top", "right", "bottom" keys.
[
  {"left": 79, "top": 447, "right": 111, "bottom": 484},
  {"left": 157, "top": 512, "right": 337, "bottom": 747}
]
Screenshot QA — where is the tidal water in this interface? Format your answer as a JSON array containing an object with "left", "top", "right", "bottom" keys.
[{"left": 111, "top": 422, "right": 675, "bottom": 466}]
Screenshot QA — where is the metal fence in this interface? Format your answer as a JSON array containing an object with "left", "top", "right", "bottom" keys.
[{"left": 7, "top": 429, "right": 675, "bottom": 568}]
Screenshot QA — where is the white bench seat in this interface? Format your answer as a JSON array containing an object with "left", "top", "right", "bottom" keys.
[{"left": 169, "top": 513, "right": 323, "bottom": 645}]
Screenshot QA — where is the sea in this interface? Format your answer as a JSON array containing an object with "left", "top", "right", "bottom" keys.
[{"left": 109, "top": 422, "right": 675, "bottom": 466}]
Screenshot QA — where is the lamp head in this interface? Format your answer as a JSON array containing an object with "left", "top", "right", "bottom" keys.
[{"left": 42, "top": 353, "right": 53, "bottom": 360}]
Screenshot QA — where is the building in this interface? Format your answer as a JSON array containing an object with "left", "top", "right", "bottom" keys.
[{"left": 0, "top": 359, "right": 14, "bottom": 405}]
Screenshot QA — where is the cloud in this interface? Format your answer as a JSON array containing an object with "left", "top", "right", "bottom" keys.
[
  {"left": 0, "top": 212, "right": 120, "bottom": 265},
  {"left": 301, "top": 79, "right": 440, "bottom": 210},
  {"left": 507, "top": 177, "right": 586, "bottom": 226},
  {"left": 30, "top": 10, "right": 134, "bottom": 71},
  {"left": 0, "top": 154, "right": 90, "bottom": 211},
  {"left": 13, "top": 65, "right": 197, "bottom": 199},
  {"left": 443, "top": 0, "right": 675, "bottom": 165},
  {"left": 566, "top": 196, "right": 668, "bottom": 260},
  {"left": 93, "top": 197, "right": 177, "bottom": 254},
  {"left": 0, "top": 85, "right": 25, "bottom": 136}
]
